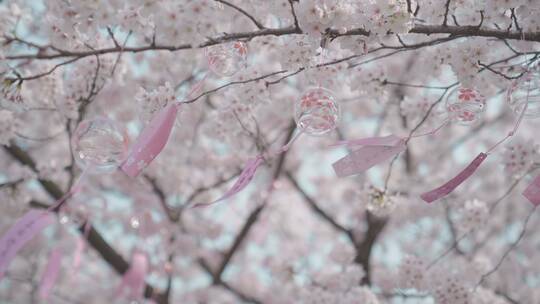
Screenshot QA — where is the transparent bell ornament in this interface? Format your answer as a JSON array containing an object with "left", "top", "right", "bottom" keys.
[
  {"left": 445, "top": 87, "right": 486, "bottom": 125},
  {"left": 506, "top": 68, "right": 540, "bottom": 119},
  {"left": 71, "top": 117, "right": 129, "bottom": 173},
  {"left": 205, "top": 41, "right": 248, "bottom": 77},
  {"left": 294, "top": 87, "right": 341, "bottom": 136}
]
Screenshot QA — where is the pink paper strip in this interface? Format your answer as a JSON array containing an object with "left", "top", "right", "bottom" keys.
[
  {"left": 39, "top": 247, "right": 63, "bottom": 300},
  {"left": 332, "top": 140, "right": 406, "bottom": 177},
  {"left": 330, "top": 134, "right": 403, "bottom": 148},
  {"left": 192, "top": 156, "right": 264, "bottom": 208},
  {"left": 0, "top": 210, "right": 54, "bottom": 280},
  {"left": 421, "top": 153, "right": 488, "bottom": 203},
  {"left": 121, "top": 104, "right": 179, "bottom": 177},
  {"left": 72, "top": 237, "right": 85, "bottom": 272},
  {"left": 116, "top": 251, "right": 148, "bottom": 300},
  {"left": 523, "top": 174, "right": 540, "bottom": 206}
]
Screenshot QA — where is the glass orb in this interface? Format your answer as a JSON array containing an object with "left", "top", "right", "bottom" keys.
[
  {"left": 445, "top": 87, "right": 486, "bottom": 125},
  {"left": 205, "top": 41, "right": 248, "bottom": 77},
  {"left": 71, "top": 117, "right": 128, "bottom": 173},
  {"left": 294, "top": 87, "right": 340, "bottom": 136},
  {"left": 507, "top": 70, "right": 540, "bottom": 119}
]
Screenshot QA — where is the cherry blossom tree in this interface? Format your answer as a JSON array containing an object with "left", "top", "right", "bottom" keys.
[{"left": 1, "top": 0, "right": 540, "bottom": 303}]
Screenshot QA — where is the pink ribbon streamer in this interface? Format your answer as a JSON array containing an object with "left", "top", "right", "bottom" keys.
[
  {"left": 420, "top": 153, "right": 488, "bottom": 203},
  {"left": 39, "top": 247, "right": 63, "bottom": 300},
  {"left": 330, "top": 121, "right": 449, "bottom": 177},
  {"left": 121, "top": 103, "right": 180, "bottom": 177},
  {"left": 192, "top": 130, "right": 304, "bottom": 208},
  {"left": 191, "top": 156, "right": 265, "bottom": 208},
  {"left": 0, "top": 168, "right": 89, "bottom": 282},
  {"left": 523, "top": 174, "right": 540, "bottom": 206},
  {"left": 122, "top": 75, "right": 207, "bottom": 178},
  {"left": 0, "top": 210, "right": 55, "bottom": 280},
  {"left": 116, "top": 251, "right": 149, "bottom": 301},
  {"left": 332, "top": 140, "right": 407, "bottom": 177}
]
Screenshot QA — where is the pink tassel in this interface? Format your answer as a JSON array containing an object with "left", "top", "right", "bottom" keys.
[
  {"left": 0, "top": 210, "right": 54, "bottom": 280},
  {"left": 332, "top": 140, "right": 406, "bottom": 177},
  {"left": 121, "top": 104, "right": 179, "bottom": 177},
  {"left": 116, "top": 251, "right": 149, "bottom": 301},
  {"left": 39, "top": 247, "right": 63, "bottom": 300},
  {"left": 421, "top": 153, "right": 487, "bottom": 203}
]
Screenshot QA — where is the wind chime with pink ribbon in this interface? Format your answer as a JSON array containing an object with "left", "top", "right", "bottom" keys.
[{"left": 331, "top": 62, "right": 540, "bottom": 207}]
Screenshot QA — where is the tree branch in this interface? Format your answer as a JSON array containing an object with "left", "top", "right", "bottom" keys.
[
  {"left": 442, "top": 0, "right": 452, "bottom": 26},
  {"left": 6, "top": 24, "right": 540, "bottom": 63},
  {"left": 284, "top": 171, "right": 353, "bottom": 240},
  {"left": 202, "top": 123, "right": 295, "bottom": 291},
  {"left": 213, "top": 0, "right": 265, "bottom": 30}
]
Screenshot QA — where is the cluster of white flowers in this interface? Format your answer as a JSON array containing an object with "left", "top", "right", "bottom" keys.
[
  {"left": 296, "top": 1, "right": 360, "bottom": 36},
  {"left": 363, "top": 185, "right": 397, "bottom": 216},
  {"left": 431, "top": 275, "right": 471, "bottom": 304},
  {"left": 362, "top": 0, "right": 413, "bottom": 35},
  {"left": 302, "top": 63, "right": 347, "bottom": 90},
  {"left": 277, "top": 35, "right": 320, "bottom": 70},
  {"left": 456, "top": 199, "right": 489, "bottom": 234},
  {"left": 447, "top": 39, "right": 491, "bottom": 87},
  {"left": 298, "top": 282, "right": 379, "bottom": 304},
  {"left": 502, "top": 138, "right": 539, "bottom": 178},
  {"left": 56, "top": 55, "right": 115, "bottom": 119},
  {"left": 348, "top": 65, "right": 389, "bottom": 103},
  {"left": 135, "top": 82, "right": 176, "bottom": 123},
  {"left": 397, "top": 255, "right": 429, "bottom": 290},
  {"left": 117, "top": 4, "right": 154, "bottom": 39},
  {"left": 231, "top": 69, "right": 271, "bottom": 107},
  {"left": 400, "top": 95, "right": 434, "bottom": 121},
  {"left": 295, "top": 0, "right": 411, "bottom": 37}
]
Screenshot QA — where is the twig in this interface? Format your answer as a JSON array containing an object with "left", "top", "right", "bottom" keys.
[
  {"left": 475, "top": 206, "right": 536, "bottom": 288},
  {"left": 442, "top": 0, "right": 452, "bottom": 26},
  {"left": 213, "top": 0, "right": 265, "bottom": 30}
]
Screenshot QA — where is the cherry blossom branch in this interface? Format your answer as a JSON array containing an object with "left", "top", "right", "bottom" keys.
[
  {"left": 143, "top": 174, "right": 179, "bottom": 222},
  {"left": 288, "top": 0, "right": 301, "bottom": 31},
  {"left": 182, "top": 70, "right": 287, "bottom": 104},
  {"left": 9, "top": 57, "right": 80, "bottom": 81},
  {"left": 213, "top": 0, "right": 265, "bottom": 30},
  {"left": 284, "top": 171, "right": 353, "bottom": 240},
  {"left": 5, "top": 24, "right": 540, "bottom": 64},
  {"left": 198, "top": 259, "right": 262, "bottom": 304},
  {"left": 184, "top": 171, "right": 241, "bottom": 204},
  {"left": 5, "top": 26, "right": 302, "bottom": 61},
  {"left": 442, "top": 0, "right": 452, "bottom": 27},
  {"left": 477, "top": 60, "right": 526, "bottom": 80},
  {"left": 443, "top": 201, "right": 466, "bottom": 256},
  {"left": 381, "top": 80, "right": 452, "bottom": 90},
  {"left": 331, "top": 24, "right": 540, "bottom": 42}
]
